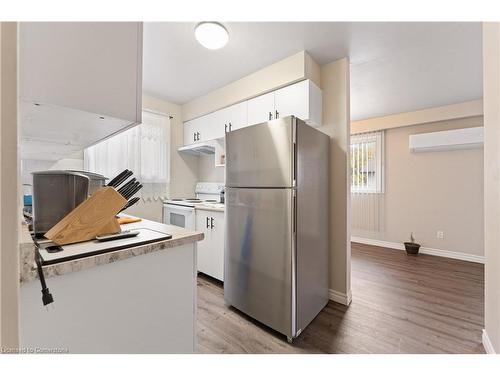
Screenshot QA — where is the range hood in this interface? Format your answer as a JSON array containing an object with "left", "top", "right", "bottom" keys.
[{"left": 178, "top": 141, "right": 216, "bottom": 155}]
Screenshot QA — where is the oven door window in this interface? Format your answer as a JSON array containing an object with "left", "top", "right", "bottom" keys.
[{"left": 170, "top": 212, "right": 186, "bottom": 228}]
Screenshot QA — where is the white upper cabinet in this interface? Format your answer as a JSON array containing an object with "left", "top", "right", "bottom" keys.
[
  {"left": 274, "top": 79, "right": 322, "bottom": 126},
  {"left": 220, "top": 101, "right": 248, "bottom": 133},
  {"left": 183, "top": 101, "right": 248, "bottom": 145},
  {"left": 247, "top": 91, "right": 275, "bottom": 126},
  {"left": 183, "top": 118, "right": 198, "bottom": 145},
  {"left": 198, "top": 112, "right": 219, "bottom": 142},
  {"left": 181, "top": 79, "right": 322, "bottom": 148},
  {"left": 19, "top": 22, "right": 143, "bottom": 161}
]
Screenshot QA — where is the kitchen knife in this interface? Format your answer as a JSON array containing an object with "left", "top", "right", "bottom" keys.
[
  {"left": 118, "top": 197, "right": 141, "bottom": 213},
  {"left": 123, "top": 183, "right": 141, "bottom": 200},
  {"left": 107, "top": 169, "right": 131, "bottom": 188},
  {"left": 117, "top": 178, "right": 137, "bottom": 196},
  {"left": 120, "top": 181, "right": 139, "bottom": 198},
  {"left": 124, "top": 184, "right": 143, "bottom": 200},
  {"left": 110, "top": 170, "right": 133, "bottom": 189}
]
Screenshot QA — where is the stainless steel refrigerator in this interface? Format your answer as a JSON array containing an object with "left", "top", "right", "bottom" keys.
[{"left": 224, "top": 116, "right": 329, "bottom": 342}]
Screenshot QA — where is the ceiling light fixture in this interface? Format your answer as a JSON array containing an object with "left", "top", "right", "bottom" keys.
[{"left": 194, "top": 22, "right": 229, "bottom": 50}]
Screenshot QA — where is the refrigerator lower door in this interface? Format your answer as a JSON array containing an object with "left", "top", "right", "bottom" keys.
[
  {"left": 225, "top": 117, "right": 294, "bottom": 188},
  {"left": 224, "top": 187, "right": 295, "bottom": 338}
]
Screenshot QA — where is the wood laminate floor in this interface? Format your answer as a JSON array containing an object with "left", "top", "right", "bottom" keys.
[{"left": 196, "top": 242, "right": 485, "bottom": 354}]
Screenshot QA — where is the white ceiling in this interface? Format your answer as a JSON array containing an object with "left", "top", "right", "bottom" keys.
[{"left": 143, "top": 22, "right": 482, "bottom": 121}]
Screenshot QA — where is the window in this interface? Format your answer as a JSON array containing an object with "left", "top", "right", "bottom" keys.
[
  {"left": 84, "top": 110, "right": 170, "bottom": 201},
  {"left": 350, "top": 131, "right": 384, "bottom": 194}
]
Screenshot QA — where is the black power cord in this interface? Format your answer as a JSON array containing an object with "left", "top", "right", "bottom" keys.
[{"left": 35, "top": 248, "right": 54, "bottom": 306}]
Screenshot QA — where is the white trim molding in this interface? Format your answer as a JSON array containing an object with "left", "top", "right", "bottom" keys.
[
  {"left": 483, "top": 329, "right": 496, "bottom": 354},
  {"left": 351, "top": 237, "right": 485, "bottom": 264},
  {"left": 329, "top": 289, "right": 352, "bottom": 306}
]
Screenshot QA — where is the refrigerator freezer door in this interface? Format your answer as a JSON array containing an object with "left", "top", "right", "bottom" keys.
[
  {"left": 224, "top": 187, "right": 294, "bottom": 337},
  {"left": 225, "top": 117, "right": 294, "bottom": 188}
]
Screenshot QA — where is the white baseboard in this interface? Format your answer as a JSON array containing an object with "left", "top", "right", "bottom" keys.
[
  {"left": 329, "top": 289, "right": 352, "bottom": 306},
  {"left": 351, "top": 236, "right": 485, "bottom": 264},
  {"left": 483, "top": 329, "right": 496, "bottom": 354}
]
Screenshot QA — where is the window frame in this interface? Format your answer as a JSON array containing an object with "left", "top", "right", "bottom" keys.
[{"left": 350, "top": 131, "right": 385, "bottom": 194}]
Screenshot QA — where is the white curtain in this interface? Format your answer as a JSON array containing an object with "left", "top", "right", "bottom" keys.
[{"left": 84, "top": 110, "right": 170, "bottom": 201}]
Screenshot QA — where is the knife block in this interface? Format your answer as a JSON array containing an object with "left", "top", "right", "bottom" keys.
[{"left": 45, "top": 186, "right": 127, "bottom": 245}]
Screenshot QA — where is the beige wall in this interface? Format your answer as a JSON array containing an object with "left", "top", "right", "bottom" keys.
[
  {"left": 351, "top": 99, "right": 483, "bottom": 134},
  {"left": 198, "top": 155, "right": 224, "bottom": 183},
  {"left": 0, "top": 22, "right": 19, "bottom": 350},
  {"left": 318, "top": 58, "right": 351, "bottom": 301},
  {"left": 483, "top": 22, "right": 500, "bottom": 354},
  {"left": 352, "top": 116, "right": 484, "bottom": 258},
  {"left": 182, "top": 51, "right": 320, "bottom": 121}
]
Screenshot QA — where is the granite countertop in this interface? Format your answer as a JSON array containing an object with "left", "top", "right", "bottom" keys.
[
  {"left": 161, "top": 198, "right": 225, "bottom": 212},
  {"left": 19, "top": 216, "right": 204, "bottom": 285},
  {"left": 194, "top": 204, "right": 225, "bottom": 212}
]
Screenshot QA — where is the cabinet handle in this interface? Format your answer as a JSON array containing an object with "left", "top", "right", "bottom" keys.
[
  {"left": 193, "top": 133, "right": 196, "bottom": 142},
  {"left": 275, "top": 110, "right": 279, "bottom": 119},
  {"left": 210, "top": 217, "right": 214, "bottom": 229},
  {"left": 229, "top": 122, "right": 232, "bottom": 131},
  {"left": 206, "top": 217, "right": 209, "bottom": 228},
  {"left": 269, "top": 111, "right": 273, "bottom": 121},
  {"left": 197, "top": 132, "right": 200, "bottom": 141},
  {"left": 225, "top": 124, "right": 227, "bottom": 132}
]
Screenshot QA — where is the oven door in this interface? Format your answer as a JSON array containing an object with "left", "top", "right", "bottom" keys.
[{"left": 163, "top": 204, "right": 195, "bottom": 230}]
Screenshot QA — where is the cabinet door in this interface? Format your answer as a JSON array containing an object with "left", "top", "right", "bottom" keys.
[
  {"left": 247, "top": 91, "right": 275, "bottom": 126},
  {"left": 274, "top": 80, "right": 309, "bottom": 121},
  {"left": 274, "top": 80, "right": 322, "bottom": 126},
  {"left": 225, "top": 101, "right": 248, "bottom": 131},
  {"left": 183, "top": 119, "right": 198, "bottom": 146},
  {"left": 210, "top": 109, "right": 227, "bottom": 140},
  {"left": 197, "top": 112, "right": 218, "bottom": 142},
  {"left": 195, "top": 211, "right": 211, "bottom": 275},
  {"left": 209, "top": 211, "right": 225, "bottom": 281}
]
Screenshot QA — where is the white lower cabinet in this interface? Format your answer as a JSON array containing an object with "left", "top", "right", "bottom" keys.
[{"left": 196, "top": 209, "right": 224, "bottom": 281}]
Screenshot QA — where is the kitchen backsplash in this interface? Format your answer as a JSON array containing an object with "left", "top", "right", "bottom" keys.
[{"left": 198, "top": 154, "right": 224, "bottom": 183}]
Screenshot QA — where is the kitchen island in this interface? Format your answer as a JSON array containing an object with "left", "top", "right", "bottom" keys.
[{"left": 19, "top": 217, "right": 203, "bottom": 353}]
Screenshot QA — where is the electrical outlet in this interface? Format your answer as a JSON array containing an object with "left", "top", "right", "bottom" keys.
[{"left": 437, "top": 230, "right": 444, "bottom": 239}]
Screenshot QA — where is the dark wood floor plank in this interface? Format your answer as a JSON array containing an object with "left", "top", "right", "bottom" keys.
[{"left": 196, "top": 242, "right": 485, "bottom": 354}]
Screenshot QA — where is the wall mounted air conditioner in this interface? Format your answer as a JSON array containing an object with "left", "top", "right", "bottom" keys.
[{"left": 409, "top": 127, "right": 484, "bottom": 153}]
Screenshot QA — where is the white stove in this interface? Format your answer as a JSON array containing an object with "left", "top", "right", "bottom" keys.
[{"left": 163, "top": 182, "right": 224, "bottom": 229}]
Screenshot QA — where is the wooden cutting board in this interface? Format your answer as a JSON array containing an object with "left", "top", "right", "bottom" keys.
[{"left": 45, "top": 187, "right": 127, "bottom": 245}]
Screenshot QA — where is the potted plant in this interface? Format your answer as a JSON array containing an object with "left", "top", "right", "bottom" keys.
[{"left": 404, "top": 232, "right": 421, "bottom": 255}]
